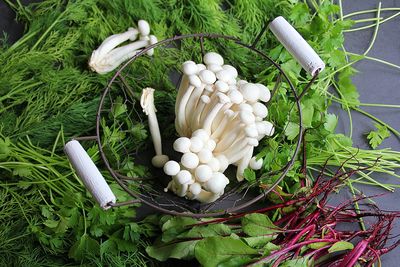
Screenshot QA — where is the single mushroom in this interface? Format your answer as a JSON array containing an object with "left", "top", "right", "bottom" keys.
[
  {"left": 181, "top": 152, "right": 200, "bottom": 169},
  {"left": 204, "top": 172, "right": 229, "bottom": 194},
  {"left": 164, "top": 160, "right": 181, "bottom": 176},
  {"left": 174, "top": 170, "right": 194, "bottom": 197},
  {"left": 194, "top": 164, "right": 213, "bottom": 182},
  {"left": 140, "top": 88, "right": 169, "bottom": 168},
  {"left": 249, "top": 156, "right": 263, "bottom": 170},
  {"left": 173, "top": 137, "right": 192, "bottom": 153}
]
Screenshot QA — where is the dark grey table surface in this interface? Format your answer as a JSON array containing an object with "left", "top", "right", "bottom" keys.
[{"left": 1, "top": 0, "right": 399, "bottom": 265}]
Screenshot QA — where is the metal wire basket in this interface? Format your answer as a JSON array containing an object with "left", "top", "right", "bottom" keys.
[{"left": 65, "top": 17, "right": 324, "bottom": 218}]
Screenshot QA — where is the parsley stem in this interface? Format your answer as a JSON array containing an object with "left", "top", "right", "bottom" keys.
[
  {"left": 338, "top": 0, "right": 343, "bottom": 20},
  {"left": 342, "top": 7, "right": 400, "bottom": 19},
  {"left": 344, "top": 11, "right": 400, "bottom": 33},
  {"left": 345, "top": 52, "right": 400, "bottom": 70},
  {"left": 363, "top": 2, "right": 381, "bottom": 56},
  {"left": 327, "top": 92, "right": 400, "bottom": 109}
]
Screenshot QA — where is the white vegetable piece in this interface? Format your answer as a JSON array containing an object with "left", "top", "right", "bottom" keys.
[
  {"left": 140, "top": 88, "right": 169, "bottom": 168},
  {"left": 181, "top": 152, "right": 200, "bottom": 169},
  {"left": 249, "top": 157, "right": 263, "bottom": 170},
  {"left": 89, "top": 20, "right": 157, "bottom": 74},
  {"left": 268, "top": 16, "right": 325, "bottom": 76},
  {"left": 204, "top": 52, "right": 224, "bottom": 66},
  {"left": 204, "top": 172, "right": 229, "bottom": 194},
  {"left": 164, "top": 160, "right": 181, "bottom": 176},
  {"left": 189, "top": 136, "right": 204, "bottom": 153},
  {"left": 195, "top": 165, "right": 213, "bottom": 182},
  {"left": 65, "top": 140, "right": 116, "bottom": 210},
  {"left": 173, "top": 137, "right": 191, "bottom": 153}
]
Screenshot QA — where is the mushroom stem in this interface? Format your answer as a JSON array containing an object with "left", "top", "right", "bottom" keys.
[
  {"left": 96, "top": 28, "right": 139, "bottom": 57},
  {"left": 201, "top": 94, "right": 231, "bottom": 134},
  {"left": 236, "top": 147, "right": 254, "bottom": 181},
  {"left": 140, "top": 88, "right": 162, "bottom": 156},
  {"left": 194, "top": 189, "right": 220, "bottom": 203},
  {"left": 214, "top": 129, "right": 244, "bottom": 153},
  {"left": 176, "top": 84, "right": 195, "bottom": 136},
  {"left": 185, "top": 84, "right": 206, "bottom": 131}
]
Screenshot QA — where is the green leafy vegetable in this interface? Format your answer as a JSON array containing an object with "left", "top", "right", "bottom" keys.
[{"left": 367, "top": 123, "right": 391, "bottom": 149}]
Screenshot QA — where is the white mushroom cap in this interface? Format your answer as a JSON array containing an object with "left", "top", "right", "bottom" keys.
[
  {"left": 222, "top": 65, "right": 238, "bottom": 78},
  {"left": 192, "top": 129, "right": 210, "bottom": 142},
  {"left": 195, "top": 165, "right": 213, "bottom": 182},
  {"left": 203, "top": 52, "right": 224, "bottom": 66},
  {"left": 196, "top": 63, "right": 207, "bottom": 72},
  {"left": 227, "top": 77, "right": 237, "bottom": 85},
  {"left": 201, "top": 95, "right": 211, "bottom": 103},
  {"left": 227, "top": 90, "right": 244, "bottom": 104},
  {"left": 240, "top": 110, "right": 256, "bottom": 125},
  {"left": 205, "top": 172, "right": 228, "bottom": 194},
  {"left": 245, "top": 125, "right": 258, "bottom": 138},
  {"left": 247, "top": 138, "right": 259, "bottom": 147},
  {"left": 216, "top": 155, "right": 229, "bottom": 172},
  {"left": 146, "top": 35, "right": 158, "bottom": 56},
  {"left": 189, "top": 75, "right": 202, "bottom": 87},
  {"left": 163, "top": 160, "right": 181, "bottom": 176},
  {"left": 239, "top": 103, "right": 253, "bottom": 112},
  {"left": 256, "top": 121, "right": 275, "bottom": 136},
  {"left": 237, "top": 79, "right": 248, "bottom": 86},
  {"left": 189, "top": 136, "right": 204, "bottom": 153},
  {"left": 207, "top": 64, "right": 223, "bottom": 73},
  {"left": 215, "top": 81, "right": 229, "bottom": 93},
  {"left": 175, "top": 170, "right": 192, "bottom": 184},
  {"left": 183, "top": 61, "right": 198, "bottom": 75},
  {"left": 189, "top": 182, "right": 202, "bottom": 195},
  {"left": 217, "top": 92, "right": 231, "bottom": 104},
  {"left": 224, "top": 109, "right": 235, "bottom": 118},
  {"left": 173, "top": 137, "right": 191, "bottom": 153},
  {"left": 249, "top": 156, "right": 263, "bottom": 170},
  {"left": 216, "top": 70, "right": 233, "bottom": 83},
  {"left": 240, "top": 83, "right": 260, "bottom": 102},
  {"left": 199, "top": 69, "right": 217, "bottom": 84},
  {"left": 151, "top": 154, "right": 169, "bottom": 168},
  {"left": 198, "top": 148, "right": 213, "bottom": 163},
  {"left": 204, "top": 85, "right": 214, "bottom": 92},
  {"left": 181, "top": 152, "right": 200, "bottom": 169},
  {"left": 127, "top": 27, "right": 139, "bottom": 41},
  {"left": 138, "top": 20, "right": 150, "bottom": 36},
  {"left": 205, "top": 139, "right": 216, "bottom": 151},
  {"left": 256, "top": 83, "right": 271, "bottom": 102},
  {"left": 207, "top": 157, "right": 220, "bottom": 172},
  {"left": 252, "top": 102, "right": 268, "bottom": 118}
]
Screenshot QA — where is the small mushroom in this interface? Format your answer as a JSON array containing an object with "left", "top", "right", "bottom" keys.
[
  {"left": 249, "top": 156, "right": 263, "bottom": 170},
  {"left": 181, "top": 152, "right": 200, "bottom": 169},
  {"left": 140, "top": 88, "right": 169, "bottom": 168},
  {"left": 203, "top": 52, "right": 224, "bottom": 66},
  {"left": 173, "top": 137, "right": 191, "bottom": 153},
  {"left": 204, "top": 172, "right": 229, "bottom": 194},
  {"left": 194, "top": 165, "right": 213, "bottom": 182},
  {"left": 164, "top": 160, "right": 181, "bottom": 176}
]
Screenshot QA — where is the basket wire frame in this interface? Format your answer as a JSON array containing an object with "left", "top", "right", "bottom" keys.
[{"left": 92, "top": 24, "right": 320, "bottom": 218}]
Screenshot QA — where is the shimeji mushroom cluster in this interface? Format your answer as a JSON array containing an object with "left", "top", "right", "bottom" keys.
[
  {"left": 158, "top": 52, "right": 274, "bottom": 203},
  {"left": 89, "top": 20, "right": 157, "bottom": 74}
]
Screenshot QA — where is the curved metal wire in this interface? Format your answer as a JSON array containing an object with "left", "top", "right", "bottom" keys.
[{"left": 96, "top": 32, "right": 320, "bottom": 218}]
